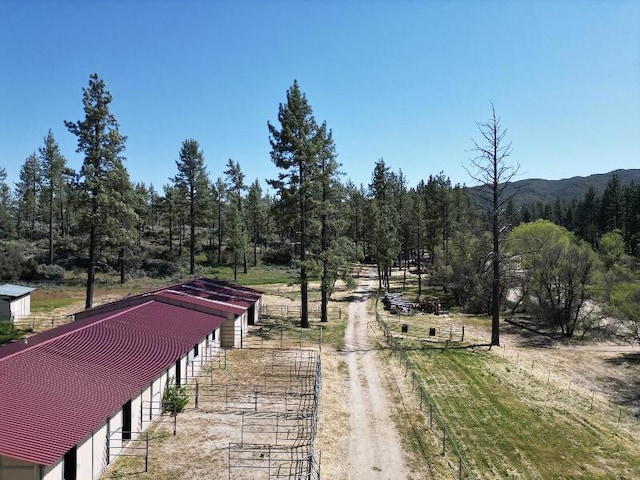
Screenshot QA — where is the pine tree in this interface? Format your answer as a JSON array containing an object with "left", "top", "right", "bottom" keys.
[
  {"left": 0, "top": 168, "right": 14, "bottom": 239},
  {"left": 39, "top": 130, "right": 68, "bottom": 265},
  {"left": 224, "top": 159, "right": 249, "bottom": 279},
  {"left": 15, "top": 153, "right": 41, "bottom": 241},
  {"left": 65, "top": 73, "right": 136, "bottom": 309},
  {"left": 173, "top": 138, "right": 209, "bottom": 275},
  {"left": 268, "top": 80, "right": 328, "bottom": 328}
]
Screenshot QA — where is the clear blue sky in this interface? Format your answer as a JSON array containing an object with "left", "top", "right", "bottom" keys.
[{"left": 1, "top": 0, "right": 639, "bottom": 194}]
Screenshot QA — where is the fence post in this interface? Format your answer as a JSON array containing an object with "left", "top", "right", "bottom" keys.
[
  {"left": 145, "top": 432, "right": 149, "bottom": 472},
  {"left": 173, "top": 408, "right": 177, "bottom": 436},
  {"left": 195, "top": 380, "right": 199, "bottom": 409}
]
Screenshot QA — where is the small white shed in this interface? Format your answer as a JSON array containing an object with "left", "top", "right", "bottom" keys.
[{"left": 0, "top": 284, "right": 35, "bottom": 320}]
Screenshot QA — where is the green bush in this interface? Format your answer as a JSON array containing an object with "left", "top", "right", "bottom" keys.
[
  {"left": 162, "top": 378, "right": 189, "bottom": 414},
  {"left": 36, "top": 264, "right": 65, "bottom": 280}
]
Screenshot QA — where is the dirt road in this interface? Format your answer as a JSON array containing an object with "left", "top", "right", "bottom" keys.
[{"left": 344, "top": 269, "right": 410, "bottom": 479}]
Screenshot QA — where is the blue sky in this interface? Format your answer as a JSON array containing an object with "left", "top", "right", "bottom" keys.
[{"left": 1, "top": 0, "right": 639, "bottom": 194}]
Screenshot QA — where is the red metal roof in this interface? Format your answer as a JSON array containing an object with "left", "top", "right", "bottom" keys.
[
  {"left": 154, "top": 290, "right": 245, "bottom": 315},
  {"left": 75, "top": 277, "right": 261, "bottom": 321},
  {"left": 0, "top": 300, "right": 225, "bottom": 466}
]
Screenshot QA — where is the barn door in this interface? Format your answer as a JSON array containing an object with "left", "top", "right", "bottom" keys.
[
  {"left": 248, "top": 304, "right": 255, "bottom": 325},
  {"left": 123, "top": 399, "right": 132, "bottom": 440},
  {"left": 63, "top": 446, "right": 77, "bottom": 480},
  {"left": 175, "top": 359, "right": 181, "bottom": 386}
]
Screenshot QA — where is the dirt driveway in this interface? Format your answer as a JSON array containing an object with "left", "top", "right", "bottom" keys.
[{"left": 343, "top": 269, "right": 410, "bottom": 479}]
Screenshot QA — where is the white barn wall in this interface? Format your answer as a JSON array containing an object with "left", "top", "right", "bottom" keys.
[
  {"left": 76, "top": 433, "right": 92, "bottom": 480},
  {"left": 42, "top": 458, "right": 62, "bottom": 480},
  {"left": 131, "top": 394, "right": 143, "bottom": 439},
  {"left": 12, "top": 296, "right": 31, "bottom": 318},
  {"left": 93, "top": 424, "right": 108, "bottom": 479},
  {"left": 109, "top": 410, "right": 123, "bottom": 459}
]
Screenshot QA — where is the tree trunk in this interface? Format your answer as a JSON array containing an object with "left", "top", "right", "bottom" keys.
[
  {"left": 48, "top": 187, "right": 54, "bottom": 265},
  {"left": 233, "top": 252, "right": 237, "bottom": 281},
  {"left": 300, "top": 165, "right": 309, "bottom": 328},
  {"left": 217, "top": 202, "right": 222, "bottom": 265},
  {"left": 491, "top": 140, "right": 501, "bottom": 347},
  {"left": 119, "top": 248, "right": 125, "bottom": 284},
  {"left": 253, "top": 220, "right": 258, "bottom": 267},
  {"left": 85, "top": 225, "right": 97, "bottom": 309}
]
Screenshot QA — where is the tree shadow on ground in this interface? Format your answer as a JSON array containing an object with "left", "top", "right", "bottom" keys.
[
  {"left": 502, "top": 317, "right": 565, "bottom": 348},
  {"left": 601, "top": 353, "right": 640, "bottom": 414},
  {"left": 333, "top": 293, "right": 367, "bottom": 303}
]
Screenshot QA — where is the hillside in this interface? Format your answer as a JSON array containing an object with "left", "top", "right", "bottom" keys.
[{"left": 472, "top": 168, "right": 640, "bottom": 206}]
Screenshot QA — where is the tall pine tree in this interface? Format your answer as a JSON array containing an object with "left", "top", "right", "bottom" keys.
[
  {"left": 65, "top": 73, "right": 136, "bottom": 309},
  {"left": 268, "top": 80, "right": 328, "bottom": 328}
]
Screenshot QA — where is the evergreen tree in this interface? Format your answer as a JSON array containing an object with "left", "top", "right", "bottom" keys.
[
  {"left": 268, "top": 80, "right": 328, "bottom": 328},
  {"left": 224, "top": 159, "right": 249, "bottom": 279},
  {"left": 15, "top": 153, "right": 41, "bottom": 241},
  {"left": 598, "top": 174, "right": 623, "bottom": 233},
  {"left": 65, "top": 73, "right": 136, "bottom": 309},
  {"left": 39, "top": 130, "right": 69, "bottom": 264},
  {"left": 369, "top": 159, "right": 400, "bottom": 290},
  {"left": 246, "top": 179, "right": 266, "bottom": 267},
  {"left": 173, "top": 138, "right": 209, "bottom": 275},
  {"left": 0, "top": 168, "right": 15, "bottom": 239},
  {"left": 213, "top": 177, "right": 226, "bottom": 266}
]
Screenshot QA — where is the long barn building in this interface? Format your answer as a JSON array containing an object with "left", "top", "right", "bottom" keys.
[{"left": 0, "top": 278, "right": 261, "bottom": 480}]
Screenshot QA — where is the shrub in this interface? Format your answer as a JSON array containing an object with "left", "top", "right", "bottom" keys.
[
  {"left": 36, "top": 264, "right": 65, "bottom": 280},
  {"left": 162, "top": 378, "right": 189, "bottom": 414},
  {"left": 262, "top": 246, "right": 292, "bottom": 266}
]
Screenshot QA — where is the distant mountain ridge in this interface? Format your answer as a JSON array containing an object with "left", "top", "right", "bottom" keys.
[{"left": 477, "top": 169, "right": 640, "bottom": 206}]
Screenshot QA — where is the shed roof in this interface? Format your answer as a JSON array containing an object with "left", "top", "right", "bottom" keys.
[
  {"left": 0, "top": 284, "right": 35, "bottom": 299},
  {"left": 75, "top": 278, "right": 261, "bottom": 321},
  {"left": 0, "top": 300, "right": 225, "bottom": 466}
]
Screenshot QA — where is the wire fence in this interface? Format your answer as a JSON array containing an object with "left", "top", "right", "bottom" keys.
[
  {"left": 260, "top": 304, "right": 343, "bottom": 322},
  {"left": 375, "top": 303, "right": 475, "bottom": 480},
  {"left": 2, "top": 313, "right": 72, "bottom": 333}
]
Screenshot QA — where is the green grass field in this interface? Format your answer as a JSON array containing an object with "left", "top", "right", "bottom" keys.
[{"left": 403, "top": 341, "right": 640, "bottom": 479}]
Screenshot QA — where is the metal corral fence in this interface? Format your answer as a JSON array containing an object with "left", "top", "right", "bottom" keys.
[
  {"left": 376, "top": 305, "right": 475, "bottom": 480},
  {"left": 172, "top": 349, "right": 321, "bottom": 479},
  {"left": 244, "top": 322, "right": 326, "bottom": 350},
  {"left": 2, "top": 313, "right": 72, "bottom": 333},
  {"left": 260, "top": 304, "right": 342, "bottom": 321},
  {"left": 224, "top": 349, "right": 322, "bottom": 480}
]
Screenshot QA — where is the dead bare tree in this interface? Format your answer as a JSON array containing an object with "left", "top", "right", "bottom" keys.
[{"left": 467, "top": 104, "right": 520, "bottom": 346}]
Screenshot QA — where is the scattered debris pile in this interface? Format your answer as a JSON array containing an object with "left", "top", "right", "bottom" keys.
[
  {"left": 414, "top": 296, "right": 441, "bottom": 314},
  {"left": 382, "top": 292, "right": 442, "bottom": 315},
  {"left": 381, "top": 292, "right": 413, "bottom": 314}
]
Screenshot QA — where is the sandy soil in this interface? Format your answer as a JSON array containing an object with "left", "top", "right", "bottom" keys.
[{"left": 342, "top": 268, "right": 410, "bottom": 479}]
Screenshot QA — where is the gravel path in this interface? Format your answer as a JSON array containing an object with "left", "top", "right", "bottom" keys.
[{"left": 344, "top": 269, "right": 410, "bottom": 479}]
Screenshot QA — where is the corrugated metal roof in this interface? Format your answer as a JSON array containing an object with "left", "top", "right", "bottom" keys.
[
  {"left": 0, "top": 300, "right": 225, "bottom": 466},
  {"left": 75, "top": 278, "right": 261, "bottom": 321},
  {"left": 0, "top": 284, "right": 35, "bottom": 298},
  {"left": 154, "top": 290, "right": 245, "bottom": 315}
]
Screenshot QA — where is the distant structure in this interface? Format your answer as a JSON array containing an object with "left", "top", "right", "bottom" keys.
[
  {"left": 0, "top": 284, "right": 35, "bottom": 321},
  {"left": 0, "top": 278, "right": 261, "bottom": 480}
]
